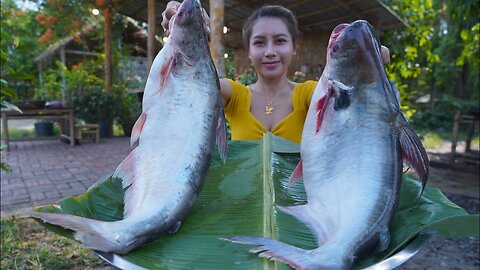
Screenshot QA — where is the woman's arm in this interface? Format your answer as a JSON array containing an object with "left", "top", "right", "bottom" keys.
[{"left": 219, "top": 79, "right": 233, "bottom": 106}]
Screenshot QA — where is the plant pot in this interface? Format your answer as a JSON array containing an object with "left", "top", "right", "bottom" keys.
[
  {"left": 122, "top": 123, "right": 134, "bottom": 137},
  {"left": 34, "top": 122, "right": 54, "bottom": 136},
  {"left": 99, "top": 121, "right": 113, "bottom": 138}
]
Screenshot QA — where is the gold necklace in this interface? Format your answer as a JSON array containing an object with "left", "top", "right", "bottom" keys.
[
  {"left": 251, "top": 85, "right": 285, "bottom": 115},
  {"left": 253, "top": 83, "right": 287, "bottom": 115}
]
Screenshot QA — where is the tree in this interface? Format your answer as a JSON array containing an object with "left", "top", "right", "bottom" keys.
[
  {"left": 382, "top": 0, "right": 479, "bottom": 130},
  {"left": 1, "top": 0, "right": 44, "bottom": 100}
]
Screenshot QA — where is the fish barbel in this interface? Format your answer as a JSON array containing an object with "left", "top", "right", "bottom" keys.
[
  {"left": 32, "top": 0, "right": 227, "bottom": 255},
  {"left": 223, "top": 20, "right": 428, "bottom": 269}
]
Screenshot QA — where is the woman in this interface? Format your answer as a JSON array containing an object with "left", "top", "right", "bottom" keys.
[{"left": 162, "top": 2, "right": 390, "bottom": 143}]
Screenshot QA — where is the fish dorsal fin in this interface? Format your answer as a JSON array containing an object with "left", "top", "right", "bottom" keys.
[
  {"left": 113, "top": 147, "right": 141, "bottom": 218},
  {"left": 288, "top": 160, "right": 303, "bottom": 187},
  {"left": 216, "top": 106, "right": 228, "bottom": 163},
  {"left": 130, "top": 112, "right": 146, "bottom": 147},
  {"left": 397, "top": 114, "right": 429, "bottom": 195}
]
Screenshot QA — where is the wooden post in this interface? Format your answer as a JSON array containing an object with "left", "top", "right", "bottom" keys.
[
  {"left": 60, "top": 46, "right": 66, "bottom": 104},
  {"left": 38, "top": 62, "right": 43, "bottom": 89},
  {"left": 209, "top": 0, "right": 226, "bottom": 78},
  {"left": 104, "top": 7, "right": 113, "bottom": 92},
  {"left": 450, "top": 110, "right": 461, "bottom": 161},
  {"left": 147, "top": 0, "right": 156, "bottom": 72}
]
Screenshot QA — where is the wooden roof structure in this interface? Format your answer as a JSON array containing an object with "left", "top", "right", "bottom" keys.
[{"left": 119, "top": 0, "right": 407, "bottom": 49}]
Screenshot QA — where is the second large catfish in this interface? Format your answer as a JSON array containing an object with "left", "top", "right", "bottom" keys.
[{"left": 224, "top": 20, "right": 429, "bottom": 269}]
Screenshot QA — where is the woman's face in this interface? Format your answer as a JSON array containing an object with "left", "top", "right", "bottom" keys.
[{"left": 248, "top": 17, "right": 296, "bottom": 80}]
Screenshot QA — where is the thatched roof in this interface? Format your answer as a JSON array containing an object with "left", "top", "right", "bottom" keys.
[
  {"left": 34, "top": 23, "right": 99, "bottom": 64},
  {"left": 119, "top": 0, "right": 407, "bottom": 49},
  {"left": 34, "top": 18, "right": 162, "bottom": 65}
]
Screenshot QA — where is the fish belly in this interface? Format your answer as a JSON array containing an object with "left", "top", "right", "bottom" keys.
[
  {"left": 127, "top": 69, "right": 219, "bottom": 222},
  {"left": 301, "top": 102, "right": 400, "bottom": 260}
]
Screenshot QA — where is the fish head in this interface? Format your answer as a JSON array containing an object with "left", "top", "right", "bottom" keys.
[
  {"left": 326, "top": 20, "right": 385, "bottom": 86},
  {"left": 321, "top": 20, "right": 399, "bottom": 113},
  {"left": 168, "top": 0, "right": 209, "bottom": 61}
]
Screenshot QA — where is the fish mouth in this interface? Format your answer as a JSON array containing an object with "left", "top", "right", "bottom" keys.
[
  {"left": 328, "top": 23, "right": 350, "bottom": 50},
  {"left": 173, "top": 0, "right": 201, "bottom": 25},
  {"left": 329, "top": 20, "right": 381, "bottom": 60},
  {"left": 326, "top": 20, "right": 384, "bottom": 84}
]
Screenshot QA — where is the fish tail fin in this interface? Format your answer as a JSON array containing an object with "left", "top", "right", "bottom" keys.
[
  {"left": 277, "top": 204, "right": 329, "bottom": 245},
  {"left": 31, "top": 212, "right": 124, "bottom": 254},
  {"left": 221, "top": 236, "right": 345, "bottom": 270}
]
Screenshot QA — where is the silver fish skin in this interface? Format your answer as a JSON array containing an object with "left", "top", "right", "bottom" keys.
[
  {"left": 224, "top": 20, "right": 428, "bottom": 269},
  {"left": 31, "top": 0, "right": 227, "bottom": 255}
]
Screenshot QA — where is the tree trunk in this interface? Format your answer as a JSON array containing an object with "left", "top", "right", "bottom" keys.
[
  {"left": 453, "top": 63, "right": 470, "bottom": 99},
  {"left": 429, "top": 66, "right": 436, "bottom": 109},
  {"left": 104, "top": 7, "right": 113, "bottom": 93},
  {"left": 147, "top": 0, "right": 156, "bottom": 72},
  {"left": 209, "top": 0, "right": 226, "bottom": 78}
]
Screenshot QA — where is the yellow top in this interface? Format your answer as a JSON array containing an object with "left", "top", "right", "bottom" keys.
[{"left": 224, "top": 79, "right": 317, "bottom": 144}]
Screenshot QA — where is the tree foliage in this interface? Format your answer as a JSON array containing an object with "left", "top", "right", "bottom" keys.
[
  {"left": 382, "top": 0, "right": 479, "bottom": 130},
  {"left": 1, "top": 0, "right": 43, "bottom": 100}
]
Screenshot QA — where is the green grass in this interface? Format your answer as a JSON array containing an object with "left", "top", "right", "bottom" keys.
[
  {"left": 0, "top": 217, "right": 110, "bottom": 270},
  {"left": 419, "top": 131, "right": 445, "bottom": 149},
  {"left": 5, "top": 127, "right": 35, "bottom": 140},
  {"left": 3, "top": 126, "right": 61, "bottom": 140},
  {"left": 418, "top": 129, "right": 480, "bottom": 150}
]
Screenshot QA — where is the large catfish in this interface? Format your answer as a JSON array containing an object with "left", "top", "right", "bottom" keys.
[
  {"left": 224, "top": 20, "right": 428, "bottom": 269},
  {"left": 32, "top": 0, "right": 227, "bottom": 255}
]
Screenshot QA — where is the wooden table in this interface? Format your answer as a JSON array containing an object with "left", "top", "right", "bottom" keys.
[{"left": 1, "top": 108, "right": 75, "bottom": 150}]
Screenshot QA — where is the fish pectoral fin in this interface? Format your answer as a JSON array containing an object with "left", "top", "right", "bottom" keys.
[
  {"left": 315, "top": 86, "right": 333, "bottom": 133},
  {"left": 288, "top": 160, "right": 303, "bottom": 187},
  {"left": 157, "top": 53, "right": 175, "bottom": 95},
  {"left": 130, "top": 112, "right": 146, "bottom": 147},
  {"left": 397, "top": 114, "right": 429, "bottom": 195},
  {"left": 216, "top": 108, "right": 228, "bottom": 163}
]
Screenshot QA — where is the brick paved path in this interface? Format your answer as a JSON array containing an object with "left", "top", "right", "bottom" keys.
[{"left": 1, "top": 137, "right": 131, "bottom": 216}]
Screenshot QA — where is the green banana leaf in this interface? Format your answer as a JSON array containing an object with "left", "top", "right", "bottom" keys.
[{"left": 34, "top": 134, "right": 479, "bottom": 269}]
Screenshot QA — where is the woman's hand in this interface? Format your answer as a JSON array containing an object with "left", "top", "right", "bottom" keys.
[
  {"left": 381, "top": 45, "right": 390, "bottom": 65},
  {"left": 161, "top": 1, "right": 211, "bottom": 37}
]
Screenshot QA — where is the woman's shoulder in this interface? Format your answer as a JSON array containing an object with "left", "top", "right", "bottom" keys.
[
  {"left": 292, "top": 80, "right": 317, "bottom": 107},
  {"left": 223, "top": 78, "right": 251, "bottom": 111},
  {"left": 224, "top": 78, "right": 249, "bottom": 91},
  {"left": 294, "top": 80, "right": 317, "bottom": 98},
  {"left": 296, "top": 80, "right": 318, "bottom": 91}
]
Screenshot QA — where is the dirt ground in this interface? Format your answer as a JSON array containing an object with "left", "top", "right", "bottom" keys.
[{"left": 399, "top": 141, "right": 479, "bottom": 270}]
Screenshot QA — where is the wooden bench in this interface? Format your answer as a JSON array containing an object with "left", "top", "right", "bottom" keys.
[
  {"left": 75, "top": 124, "right": 100, "bottom": 144},
  {"left": 450, "top": 108, "right": 480, "bottom": 162}
]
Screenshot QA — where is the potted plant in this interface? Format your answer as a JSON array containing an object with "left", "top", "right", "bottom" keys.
[
  {"left": 72, "top": 89, "right": 116, "bottom": 138},
  {"left": 34, "top": 120, "right": 54, "bottom": 136},
  {"left": 114, "top": 88, "right": 141, "bottom": 137}
]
